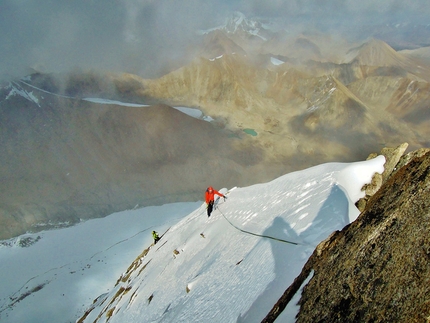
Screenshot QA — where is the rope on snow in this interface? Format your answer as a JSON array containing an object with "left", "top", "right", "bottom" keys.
[{"left": 216, "top": 205, "right": 300, "bottom": 246}]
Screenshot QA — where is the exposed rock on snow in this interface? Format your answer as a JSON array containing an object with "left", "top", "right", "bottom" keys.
[
  {"left": 264, "top": 147, "right": 430, "bottom": 322},
  {"left": 356, "top": 142, "right": 408, "bottom": 211}
]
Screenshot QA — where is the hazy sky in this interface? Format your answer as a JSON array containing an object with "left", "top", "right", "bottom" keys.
[{"left": 1, "top": 0, "right": 428, "bottom": 80}]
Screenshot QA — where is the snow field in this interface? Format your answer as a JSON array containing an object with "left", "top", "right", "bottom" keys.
[
  {"left": 0, "top": 203, "right": 200, "bottom": 323},
  {"left": 81, "top": 156, "right": 385, "bottom": 323},
  {"left": 0, "top": 155, "right": 385, "bottom": 323}
]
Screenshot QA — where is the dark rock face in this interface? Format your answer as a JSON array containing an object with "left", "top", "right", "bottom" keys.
[{"left": 263, "top": 150, "right": 430, "bottom": 323}]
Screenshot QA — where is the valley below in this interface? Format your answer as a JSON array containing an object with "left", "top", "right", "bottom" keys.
[{"left": 1, "top": 14, "right": 430, "bottom": 240}]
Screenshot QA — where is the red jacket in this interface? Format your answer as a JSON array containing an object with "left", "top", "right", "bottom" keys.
[{"left": 205, "top": 186, "right": 225, "bottom": 204}]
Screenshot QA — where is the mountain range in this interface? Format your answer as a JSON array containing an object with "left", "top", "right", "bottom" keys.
[{"left": 1, "top": 12, "right": 430, "bottom": 239}]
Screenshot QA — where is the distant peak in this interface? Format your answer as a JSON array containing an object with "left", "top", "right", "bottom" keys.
[
  {"left": 224, "top": 12, "right": 272, "bottom": 37},
  {"left": 346, "top": 38, "right": 407, "bottom": 67},
  {"left": 199, "top": 12, "right": 273, "bottom": 41}
]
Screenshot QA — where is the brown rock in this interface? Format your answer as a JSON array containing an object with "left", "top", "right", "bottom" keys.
[
  {"left": 356, "top": 143, "right": 408, "bottom": 211},
  {"left": 395, "top": 148, "right": 430, "bottom": 176},
  {"left": 297, "top": 151, "right": 430, "bottom": 322},
  {"left": 380, "top": 142, "right": 409, "bottom": 183},
  {"left": 364, "top": 172, "right": 383, "bottom": 197}
]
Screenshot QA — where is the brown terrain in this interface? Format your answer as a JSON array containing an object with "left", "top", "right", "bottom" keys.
[
  {"left": 0, "top": 81, "right": 264, "bottom": 239},
  {"left": 1, "top": 16, "right": 430, "bottom": 240}
]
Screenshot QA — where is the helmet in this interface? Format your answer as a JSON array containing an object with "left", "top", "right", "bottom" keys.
[{"left": 208, "top": 186, "right": 213, "bottom": 192}]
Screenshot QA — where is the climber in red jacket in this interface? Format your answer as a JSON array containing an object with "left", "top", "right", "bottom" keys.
[{"left": 205, "top": 186, "right": 226, "bottom": 217}]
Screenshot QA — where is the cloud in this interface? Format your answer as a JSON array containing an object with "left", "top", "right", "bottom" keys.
[
  {"left": 0, "top": 0, "right": 428, "bottom": 81},
  {"left": 0, "top": 0, "right": 230, "bottom": 80},
  {"left": 0, "top": 0, "right": 126, "bottom": 79}
]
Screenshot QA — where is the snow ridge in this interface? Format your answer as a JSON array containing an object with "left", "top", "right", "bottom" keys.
[
  {"left": 0, "top": 157, "right": 384, "bottom": 323},
  {"left": 80, "top": 156, "right": 385, "bottom": 323}
]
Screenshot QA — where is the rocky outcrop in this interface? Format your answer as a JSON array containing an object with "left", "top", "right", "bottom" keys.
[
  {"left": 356, "top": 142, "right": 408, "bottom": 211},
  {"left": 357, "top": 143, "right": 430, "bottom": 211},
  {"left": 263, "top": 148, "right": 430, "bottom": 322}
]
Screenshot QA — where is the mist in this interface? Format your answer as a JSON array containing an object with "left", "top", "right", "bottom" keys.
[{"left": 1, "top": 0, "right": 429, "bottom": 81}]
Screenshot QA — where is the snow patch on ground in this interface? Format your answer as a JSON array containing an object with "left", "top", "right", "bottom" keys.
[
  {"left": 83, "top": 98, "right": 149, "bottom": 107},
  {"left": 5, "top": 82, "right": 40, "bottom": 106},
  {"left": 271, "top": 57, "right": 285, "bottom": 65},
  {"left": 173, "top": 107, "right": 203, "bottom": 119}
]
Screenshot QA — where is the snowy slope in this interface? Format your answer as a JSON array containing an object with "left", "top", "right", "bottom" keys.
[
  {"left": 79, "top": 156, "right": 385, "bottom": 323},
  {"left": 0, "top": 203, "right": 200, "bottom": 323}
]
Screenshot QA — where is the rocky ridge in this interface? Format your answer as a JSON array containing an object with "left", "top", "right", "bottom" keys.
[{"left": 263, "top": 143, "right": 430, "bottom": 322}]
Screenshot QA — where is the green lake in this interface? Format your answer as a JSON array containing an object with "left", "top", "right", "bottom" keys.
[{"left": 243, "top": 128, "right": 257, "bottom": 136}]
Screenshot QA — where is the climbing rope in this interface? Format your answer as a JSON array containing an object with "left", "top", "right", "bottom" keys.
[{"left": 216, "top": 205, "right": 300, "bottom": 246}]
